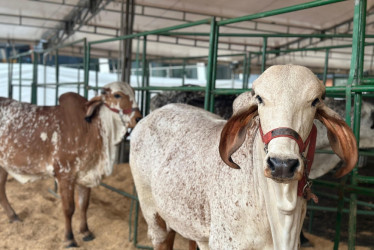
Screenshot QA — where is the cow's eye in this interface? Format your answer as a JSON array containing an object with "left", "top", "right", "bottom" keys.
[
  {"left": 114, "top": 94, "right": 121, "bottom": 99},
  {"left": 256, "top": 95, "right": 263, "bottom": 104},
  {"left": 312, "top": 98, "right": 320, "bottom": 107}
]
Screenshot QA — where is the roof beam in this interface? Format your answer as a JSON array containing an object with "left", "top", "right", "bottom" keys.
[{"left": 36, "top": 0, "right": 114, "bottom": 47}]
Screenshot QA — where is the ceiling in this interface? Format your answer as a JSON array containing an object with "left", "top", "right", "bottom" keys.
[{"left": 1, "top": 0, "right": 374, "bottom": 73}]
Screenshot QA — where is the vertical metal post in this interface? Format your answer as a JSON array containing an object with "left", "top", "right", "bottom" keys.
[
  {"left": 209, "top": 24, "right": 219, "bottom": 112},
  {"left": 182, "top": 59, "right": 186, "bottom": 86},
  {"left": 77, "top": 67, "right": 81, "bottom": 95},
  {"left": 31, "top": 52, "right": 38, "bottom": 104},
  {"left": 95, "top": 62, "right": 99, "bottom": 90},
  {"left": 333, "top": 175, "right": 348, "bottom": 250},
  {"left": 120, "top": 0, "right": 135, "bottom": 84},
  {"left": 43, "top": 56, "right": 47, "bottom": 105},
  {"left": 242, "top": 53, "right": 247, "bottom": 89},
  {"left": 247, "top": 53, "right": 252, "bottom": 87},
  {"left": 261, "top": 37, "right": 268, "bottom": 73},
  {"left": 205, "top": 17, "right": 217, "bottom": 111},
  {"left": 84, "top": 40, "right": 90, "bottom": 99},
  {"left": 323, "top": 49, "right": 330, "bottom": 85},
  {"left": 19, "top": 57, "right": 22, "bottom": 101},
  {"left": 348, "top": 1, "right": 366, "bottom": 249},
  {"left": 135, "top": 37, "right": 141, "bottom": 103},
  {"left": 141, "top": 36, "right": 148, "bottom": 116},
  {"left": 8, "top": 58, "right": 13, "bottom": 98},
  {"left": 133, "top": 200, "right": 140, "bottom": 246},
  {"left": 55, "top": 51, "right": 59, "bottom": 105}
]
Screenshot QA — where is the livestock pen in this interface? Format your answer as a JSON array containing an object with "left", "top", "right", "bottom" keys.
[{"left": 2, "top": 0, "right": 374, "bottom": 249}]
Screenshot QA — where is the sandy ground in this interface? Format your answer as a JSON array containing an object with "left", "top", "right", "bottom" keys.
[{"left": 0, "top": 163, "right": 371, "bottom": 250}]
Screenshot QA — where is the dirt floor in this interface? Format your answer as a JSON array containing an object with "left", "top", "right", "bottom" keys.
[{"left": 0, "top": 163, "right": 372, "bottom": 250}]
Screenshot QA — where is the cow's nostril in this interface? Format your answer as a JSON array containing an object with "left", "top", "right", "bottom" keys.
[
  {"left": 267, "top": 157, "right": 276, "bottom": 171},
  {"left": 287, "top": 159, "right": 299, "bottom": 174}
]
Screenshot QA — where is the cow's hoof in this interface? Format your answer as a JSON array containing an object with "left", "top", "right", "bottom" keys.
[
  {"left": 300, "top": 232, "right": 313, "bottom": 247},
  {"left": 9, "top": 214, "right": 21, "bottom": 223},
  {"left": 65, "top": 240, "right": 78, "bottom": 248},
  {"left": 82, "top": 232, "right": 95, "bottom": 242}
]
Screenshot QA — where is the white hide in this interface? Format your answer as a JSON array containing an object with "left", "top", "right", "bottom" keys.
[
  {"left": 130, "top": 65, "right": 325, "bottom": 249},
  {"left": 77, "top": 82, "right": 136, "bottom": 187}
]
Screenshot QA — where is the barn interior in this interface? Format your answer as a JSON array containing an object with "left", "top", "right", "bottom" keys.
[{"left": 0, "top": 0, "right": 373, "bottom": 249}]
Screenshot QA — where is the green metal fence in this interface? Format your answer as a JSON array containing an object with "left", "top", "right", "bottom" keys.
[
  {"left": 7, "top": 39, "right": 87, "bottom": 105},
  {"left": 6, "top": 0, "right": 374, "bottom": 249}
]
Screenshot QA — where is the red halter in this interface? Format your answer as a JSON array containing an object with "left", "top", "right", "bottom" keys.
[
  {"left": 104, "top": 103, "right": 139, "bottom": 114},
  {"left": 259, "top": 124, "right": 318, "bottom": 200}
]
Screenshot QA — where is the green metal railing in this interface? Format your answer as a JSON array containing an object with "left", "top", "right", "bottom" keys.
[
  {"left": 7, "top": 0, "right": 374, "bottom": 249},
  {"left": 84, "top": 0, "right": 373, "bottom": 249},
  {"left": 7, "top": 39, "right": 87, "bottom": 105}
]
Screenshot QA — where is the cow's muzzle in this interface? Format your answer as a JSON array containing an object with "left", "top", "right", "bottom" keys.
[{"left": 259, "top": 124, "right": 317, "bottom": 188}]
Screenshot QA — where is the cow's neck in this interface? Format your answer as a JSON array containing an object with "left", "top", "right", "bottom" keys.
[
  {"left": 252, "top": 131, "right": 306, "bottom": 250},
  {"left": 97, "top": 107, "right": 128, "bottom": 175}
]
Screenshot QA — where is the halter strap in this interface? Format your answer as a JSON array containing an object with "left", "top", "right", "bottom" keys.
[
  {"left": 104, "top": 103, "right": 139, "bottom": 114},
  {"left": 259, "top": 123, "right": 318, "bottom": 198}
]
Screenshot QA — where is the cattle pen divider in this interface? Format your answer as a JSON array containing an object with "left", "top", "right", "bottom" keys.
[{"left": 4, "top": 0, "right": 374, "bottom": 249}]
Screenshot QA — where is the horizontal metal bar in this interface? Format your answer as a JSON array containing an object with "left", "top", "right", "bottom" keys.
[
  {"left": 10, "top": 84, "right": 32, "bottom": 87},
  {"left": 43, "top": 38, "right": 86, "bottom": 54},
  {"left": 217, "top": 0, "right": 346, "bottom": 26},
  {"left": 160, "top": 32, "right": 374, "bottom": 39},
  {"left": 267, "top": 42, "right": 374, "bottom": 54},
  {"left": 218, "top": 33, "right": 356, "bottom": 38},
  {"left": 314, "top": 191, "right": 374, "bottom": 209},
  {"left": 133, "top": 245, "right": 153, "bottom": 250},
  {"left": 9, "top": 51, "right": 33, "bottom": 59},
  {"left": 326, "top": 85, "right": 374, "bottom": 93},
  {"left": 316, "top": 149, "right": 374, "bottom": 156},
  {"left": 313, "top": 180, "right": 374, "bottom": 196},
  {"left": 12, "top": 78, "right": 33, "bottom": 81},
  {"left": 36, "top": 82, "right": 85, "bottom": 86},
  {"left": 357, "top": 175, "right": 374, "bottom": 184},
  {"left": 307, "top": 205, "right": 374, "bottom": 215},
  {"left": 150, "top": 53, "right": 247, "bottom": 61},
  {"left": 315, "top": 149, "right": 335, "bottom": 154},
  {"left": 133, "top": 86, "right": 206, "bottom": 92},
  {"left": 89, "top": 18, "right": 211, "bottom": 45},
  {"left": 358, "top": 150, "right": 374, "bottom": 156},
  {"left": 100, "top": 182, "right": 138, "bottom": 201},
  {"left": 361, "top": 78, "right": 374, "bottom": 84},
  {"left": 160, "top": 32, "right": 210, "bottom": 36},
  {"left": 212, "top": 88, "right": 252, "bottom": 95}
]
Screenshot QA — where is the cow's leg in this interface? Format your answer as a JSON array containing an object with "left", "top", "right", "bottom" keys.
[
  {"left": 154, "top": 229, "right": 176, "bottom": 250},
  {"left": 76, "top": 184, "right": 94, "bottom": 241},
  {"left": 0, "top": 167, "right": 19, "bottom": 222},
  {"left": 131, "top": 163, "right": 176, "bottom": 249},
  {"left": 189, "top": 240, "right": 197, "bottom": 250},
  {"left": 196, "top": 241, "right": 209, "bottom": 250},
  {"left": 57, "top": 175, "right": 77, "bottom": 248}
]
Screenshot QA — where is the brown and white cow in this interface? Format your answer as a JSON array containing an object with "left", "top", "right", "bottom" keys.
[{"left": 0, "top": 82, "right": 141, "bottom": 247}]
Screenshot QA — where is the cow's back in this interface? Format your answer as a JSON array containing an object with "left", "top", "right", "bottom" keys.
[{"left": 0, "top": 93, "right": 101, "bottom": 183}]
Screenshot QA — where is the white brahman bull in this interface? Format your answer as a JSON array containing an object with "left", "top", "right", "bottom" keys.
[{"left": 130, "top": 65, "right": 357, "bottom": 249}]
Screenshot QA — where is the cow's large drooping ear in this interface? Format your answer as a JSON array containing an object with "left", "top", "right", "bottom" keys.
[
  {"left": 85, "top": 96, "right": 103, "bottom": 122},
  {"left": 315, "top": 105, "right": 358, "bottom": 178},
  {"left": 219, "top": 105, "right": 258, "bottom": 169}
]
